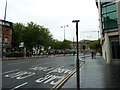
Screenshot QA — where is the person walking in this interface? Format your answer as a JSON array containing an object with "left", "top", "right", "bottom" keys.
[{"left": 91, "top": 51, "right": 94, "bottom": 59}]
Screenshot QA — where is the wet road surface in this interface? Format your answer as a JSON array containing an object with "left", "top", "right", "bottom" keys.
[{"left": 2, "top": 56, "right": 76, "bottom": 89}]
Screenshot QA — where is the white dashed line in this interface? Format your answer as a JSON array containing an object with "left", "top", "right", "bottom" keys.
[
  {"left": 11, "top": 82, "right": 28, "bottom": 90},
  {"left": 2, "top": 69, "right": 19, "bottom": 75}
]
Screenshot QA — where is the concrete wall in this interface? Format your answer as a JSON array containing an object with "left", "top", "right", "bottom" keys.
[
  {"left": 103, "top": 32, "right": 119, "bottom": 63},
  {"left": 102, "top": 33, "right": 111, "bottom": 63}
]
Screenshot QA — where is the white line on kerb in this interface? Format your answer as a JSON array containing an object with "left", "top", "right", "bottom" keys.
[
  {"left": 11, "top": 82, "right": 28, "bottom": 90},
  {"left": 2, "top": 69, "right": 19, "bottom": 75}
]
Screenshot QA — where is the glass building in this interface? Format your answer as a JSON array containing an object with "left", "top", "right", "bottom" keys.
[{"left": 96, "top": 0, "right": 120, "bottom": 63}]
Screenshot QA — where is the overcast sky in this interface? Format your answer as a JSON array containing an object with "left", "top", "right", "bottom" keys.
[{"left": 0, "top": 0, "right": 99, "bottom": 41}]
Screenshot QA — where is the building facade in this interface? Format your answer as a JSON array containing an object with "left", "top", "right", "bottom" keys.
[
  {"left": 96, "top": 0, "right": 120, "bottom": 63},
  {"left": 0, "top": 19, "right": 12, "bottom": 53},
  {"left": 71, "top": 40, "right": 93, "bottom": 53},
  {"left": 0, "top": 21, "right": 2, "bottom": 59}
]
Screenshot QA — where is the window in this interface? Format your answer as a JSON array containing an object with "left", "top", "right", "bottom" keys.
[
  {"left": 5, "top": 37, "right": 8, "bottom": 43},
  {"left": 5, "top": 30, "right": 9, "bottom": 35},
  {"left": 100, "top": 0, "right": 115, "bottom": 4},
  {"left": 102, "top": 4, "right": 116, "bottom": 14},
  {"left": 101, "top": 3, "right": 118, "bottom": 30},
  {"left": 111, "top": 41, "right": 120, "bottom": 59}
]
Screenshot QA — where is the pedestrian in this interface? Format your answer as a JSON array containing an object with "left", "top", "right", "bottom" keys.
[{"left": 91, "top": 51, "right": 94, "bottom": 59}]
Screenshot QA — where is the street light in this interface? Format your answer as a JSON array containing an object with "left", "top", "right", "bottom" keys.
[
  {"left": 61, "top": 25, "right": 68, "bottom": 56},
  {"left": 72, "top": 20, "right": 80, "bottom": 89},
  {"left": 61, "top": 25, "right": 68, "bottom": 41}
]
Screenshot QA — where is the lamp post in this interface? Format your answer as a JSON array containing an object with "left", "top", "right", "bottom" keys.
[
  {"left": 72, "top": 20, "right": 80, "bottom": 89},
  {"left": 61, "top": 25, "right": 68, "bottom": 56},
  {"left": 61, "top": 25, "right": 68, "bottom": 41}
]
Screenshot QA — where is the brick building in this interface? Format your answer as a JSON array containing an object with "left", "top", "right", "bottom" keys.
[{"left": 0, "top": 19, "right": 12, "bottom": 52}]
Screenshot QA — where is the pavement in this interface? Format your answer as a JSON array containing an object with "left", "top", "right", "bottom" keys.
[{"left": 61, "top": 55, "right": 120, "bottom": 89}]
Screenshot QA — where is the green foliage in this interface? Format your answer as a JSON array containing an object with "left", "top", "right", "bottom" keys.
[
  {"left": 12, "top": 23, "right": 25, "bottom": 49},
  {"left": 89, "top": 40, "right": 101, "bottom": 51},
  {"left": 12, "top": 22, "right": 72, "bottom": 52},
  {"left": 61, "top": 40, "right": 72, "bottom": 49},
  {"left": 12, "top": 22, "right": 53, "bottom": 52},
  {"left": 52, "top": 40, "right": 72, "bottom": 50},
  {"left": 52, "top": 40, "right": 62, "bottom": 49},
  {"left": 6, "top": 52, "right": 24, "bottom": 57}
]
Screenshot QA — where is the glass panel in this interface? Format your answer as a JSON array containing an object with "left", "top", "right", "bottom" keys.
[
  {"left": 107, "top": 12, "right": 118, "bottom": 28},
  {"left": 107, "top": 11, "right": 117, "bottom": 20},
  {"left": 101, "top": 0, "right": 115, "bottom": 3},
  {"left": 102, "top": 4, "right": 116, "bottom": 14},
  {"left": 107, "top": 4, "right": 116, "bottom": 12},
  {"left": 102, "top": 11, "right": 118, "bottom": 29}
]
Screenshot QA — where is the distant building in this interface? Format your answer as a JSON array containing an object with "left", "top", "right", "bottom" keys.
[
  {"left": 0, "top": 22, "right": 2, "bottom": 59},
  {"left": 0, "top": 19, "right": 12, "bottom": 53},
  {"left": 96, "top": 0, "right": 120, "bottom": 63},
  {"left": 71, "top": 40, "right": 93, "bottom": 53}
]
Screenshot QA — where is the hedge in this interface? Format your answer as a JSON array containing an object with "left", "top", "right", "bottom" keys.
[{"left": 6, "top": 52, "right": 24, "bottom": 57}]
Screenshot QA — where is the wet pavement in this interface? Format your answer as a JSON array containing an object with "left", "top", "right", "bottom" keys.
[{"left": 61, "top": 56, "right": 120, "bottom": 89}]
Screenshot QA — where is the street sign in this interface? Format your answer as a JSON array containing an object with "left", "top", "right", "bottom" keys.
[{"left": 19, "top": 42, "right": 24, "bottom": 48}]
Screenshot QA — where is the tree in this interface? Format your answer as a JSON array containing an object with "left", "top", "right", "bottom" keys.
[
  {"left": 89, "top": 39, "right": 101, "bottom": 52},
  {"left": 61, "top": 40, "right": 72, "bottom": 49},
  {"left": 52, "top": 40, "right": 62, "bottom": 50},
  {"left": 12, "top": 22, "right": 53, "bottom": 52},
  {"left": 12, "top": 23, "right": 25, "bottom": 50}
]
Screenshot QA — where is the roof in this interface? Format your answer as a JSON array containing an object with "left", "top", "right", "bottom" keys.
[{"left": 0, "top": 19, "right": 12, "bottom": 27}]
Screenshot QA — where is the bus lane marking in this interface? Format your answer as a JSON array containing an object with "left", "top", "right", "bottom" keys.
[
  {"left": 3, "top": 65, "right": 73, "bottom": 87},
  {"left": 4, "top": 71, "right": 35, "bottom": 80},
  {"left": 11, "top": 82, "right": 28, "bottom": 90},
  {"left": 2, "top": 69, "right": 20, "bottom": 75}
]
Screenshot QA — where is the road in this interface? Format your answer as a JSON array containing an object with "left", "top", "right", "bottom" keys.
[{"left": 2, "top": 56, "right": 78, "bottom": 89}]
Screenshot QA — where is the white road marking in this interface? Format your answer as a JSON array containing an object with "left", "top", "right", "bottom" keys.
[
  {"left": 2, "top": 69, "right": 19, "bottom": 75},
  {"left": 35, "top": 74, "right": 64, "bottom": 85},
  {"left": 11, "top": 82, "right": 28, "bottom": 90},
  {"left": 4, "top": 71, "right": 35, "bottom": 80},
  {"left": 46, "top": 67, "right": 71, "bottom": 74},
  {"left": 29, "top": 66, "right": 53, "bottom": 72}
]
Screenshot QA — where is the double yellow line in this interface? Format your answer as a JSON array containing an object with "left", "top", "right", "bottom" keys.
[
  {"left": 50, "top": 61, "right": 85, "bottom": 90},
  {"left": 50, "top": 69, "right": 76, "bottom": 90}
]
